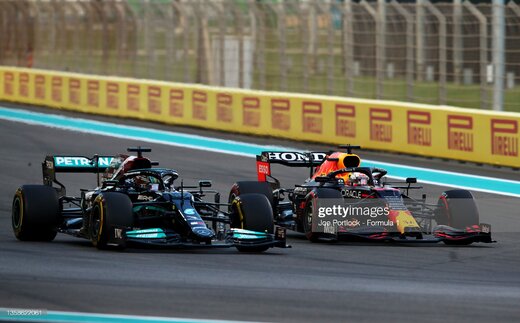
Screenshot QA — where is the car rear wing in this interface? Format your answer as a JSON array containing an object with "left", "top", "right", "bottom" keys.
[
  {"left": 42, "top": 155, "right": 115, "bottom": 195},
  {"left": 256, "top": 151, "right": 328, "bottom": 181}
]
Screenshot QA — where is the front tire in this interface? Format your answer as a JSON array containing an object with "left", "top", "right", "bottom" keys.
[
  {"left": 90, "top": 192, "right": 133, "bottom": 250},
  {"left": 12, "top": 185, "right": 60, "bottom": 241},
  {"left": 231, "top": 193, "right": 274, "bottom": 253},
  {"left": 436, "top": 189, "right": 479, "bottom": 230}
]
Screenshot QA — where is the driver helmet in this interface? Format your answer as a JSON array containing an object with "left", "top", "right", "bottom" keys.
[
  {"left": 347, "top": 172, "right": 369, "bottom": 186},
  {"left": 127, "top": 175, "right": 160, "bottom": 191}
]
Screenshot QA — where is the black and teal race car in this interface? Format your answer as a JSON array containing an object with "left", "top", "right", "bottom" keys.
[{"left": 12, "top": 147, "right": 287, "bottom": 252}]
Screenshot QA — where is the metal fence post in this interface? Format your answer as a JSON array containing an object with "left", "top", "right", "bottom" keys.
[
  {"left": 453, "top": 0, "right": 463, "bottom": 85},
  {"left": 391, "top": 0, "right": 413, "bottom": 101},
  {"left": 464, "top": 1, "right": 488, "bottom": 109},
  {"left": 343, "top": 0, "right": 354, "bottom": 96},
  {"left": 424, "top": 1, "right": 447, "bottom": 105},
  {"left": 492, "top": 0, "right": 505, "bottom": 111},
  {"left": 416, "top": 0, "right": 425, "bottom": 82}
]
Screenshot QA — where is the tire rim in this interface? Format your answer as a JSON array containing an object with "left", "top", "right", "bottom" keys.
[
  {"left": 12, "top": 196, "right": 22, "bottom": 230},
  {"left": 91, "top": 205, "right": 101, "bottom": 241}
]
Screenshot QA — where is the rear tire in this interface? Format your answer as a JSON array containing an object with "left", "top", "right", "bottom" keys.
[
  {"left": 231, "top": 193, "right": 274, "bottom": 252},
  {"left": 12, "top": 185, "right": 60, "bottom": 241},
  {"left": 436, "top": 189, "right": 479, "bottom": 230},
  {"left": 90, "top": 192, "right": 133, "bottom": 250}
]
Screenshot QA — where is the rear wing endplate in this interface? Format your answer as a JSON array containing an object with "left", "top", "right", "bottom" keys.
[{"left": 256, "top": 151, "right": 328, "bottom": 181}]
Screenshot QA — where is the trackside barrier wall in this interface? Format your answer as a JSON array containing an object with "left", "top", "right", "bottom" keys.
[{"left": 1, "top": 67, "right": 519, "bottom": 168}]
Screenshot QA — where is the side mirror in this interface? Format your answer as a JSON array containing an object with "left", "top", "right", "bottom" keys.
[
  {"left": 406, "top": 177, "right": 417, "bottom": 184},
  {"left": 199, "top": 180, "right": 212, "bottom": 188}
]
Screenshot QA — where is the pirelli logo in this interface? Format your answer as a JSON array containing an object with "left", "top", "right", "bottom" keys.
[
  {"left": 370, "top": 108, "right": 392, "bottom": 142},
  {"left": 448, "top": 116, "right": 473, "bottom": 152},
  {"left": 217, "top": 93, "right": 233, "bottom": 123},
  {"left": 87, "top": 80, "right": 99, "bottom": 108},
  {"left": 4, "top": 72, "right": 14, "bottom": 95},
  {"left": 127, "top": 84, "right": 140, "bottom": 112},
  {"left": 302, "top": 102, "right": 322, "bottom": 134},
  {"left": 407, "top": 111, "right": 431, "bottom": 146},
  {"left": 169, "top": 89, "right": 183, "bottom": 117},
  {"left": 491, "top": 119, "right": 518, "bottom": 157},
  {"left": 242, "top": 97, "right": 260, "bottom": 127},
  {"left": 147, "top": 86, "right": 161, "bottom": 114},
  {"left": 35, "top": 75, "right": 46, "bottom": 100},
  {"left": 192, "top": 91, "right": 208, "bottom": 120},
  {"left": 106, "top": 83, "right": 119, "bottom": 109},
  {"left": 19, "top": 73, "right": 29, "bottom": 98},
  {"left": 335, "top": 104, "right": 356, "bottom": 138},
  {"left": 69, "top": 79, "right": 81, "bottom": 105},
  {"left": 51, "top": 77, "right": 62, "bottom": 103},
  {"left": 271, "top": 99, "right": 290, "bottom": 131}
]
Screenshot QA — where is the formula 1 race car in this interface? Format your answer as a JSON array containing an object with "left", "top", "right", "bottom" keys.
[
  {"left": 229, "top": 145, "right": 493, "bottom": 245},
  {"left": 12, "top": 147, "right": 287, "bottom": 252}
]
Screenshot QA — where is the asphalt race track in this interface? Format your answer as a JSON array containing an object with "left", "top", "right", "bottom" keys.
[{"left": 1, "top": 104, "right": 520, "bottom": 322}]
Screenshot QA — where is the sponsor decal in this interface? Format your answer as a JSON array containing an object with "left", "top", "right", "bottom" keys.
[
  {"left": 184, "top": 208, "right": 196, "bottom": 215},
  {"left": 335, "top": 104, "right": 356, "bottom": 137},
  {"left": 148, "top": 86, "right": 161, "bottom": 114},
  {"left": 407, "top": 111, "right": 431, "bottom": 146},
  {"left": 19, "top": 73, "right": 29, "bottom": 97},
  {"left": 370, "top": 108, "right": 392, "bottom": 142},
  {"left": 51, "top": 76, "right": 62, "bottom": 103},
  {"left": 87, "top": 80, "right": 99, "bottom": 107},
  {"left": 169, "top": 89, "right": 184, "bottom": 117},
  {"left": 242, "top": 97, "right": 260, "bottom": 127},
  {"left": 302, "top": 101, "right": 322, "bottom": 134},
  {"left": 192, "top": 91, "right": 208, "bottom": 120},
  {"left": 69, "top": 78, "right": 81, "bottom": 105},
  {"left": 114, "top": 228, "right": 123, "bottom": 239},
  {"left": 106, "top": 82, "right": 119, "bottom": 109},
  {"left": 491, "top": 119, "right": 518, "bottom": 157},
  {"left": 256, "top": 160, "right": 270, "bottom": 181},
  {"left": 34, "top": 75, "right": 46, "bottom": 100},
  {"left": 53, "top": 156, "right": 113, "bottom": 167},
  {"left": 4, "top": 72, "right": 14, "bottom": 96},
  {"left": 448, "top": 115, "right": 474, "bottom": 152},
  {"left": 217, "top": 93, "right": 233, "bottom": 122},
  {"left": 267, "top": 152, "right": 327, "bottom": 163},
  {"left": 271, "top": 99, "right": 290, "bottom": 130},
  {"left": 127, "top": 84, "right": 140, "bottom": 111}
]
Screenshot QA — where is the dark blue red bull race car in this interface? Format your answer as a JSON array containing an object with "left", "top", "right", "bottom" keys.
[{"left": 229, "top": 145, "right": 494, "bottom": 245}]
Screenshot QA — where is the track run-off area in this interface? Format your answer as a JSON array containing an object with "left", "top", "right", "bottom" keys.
[{"left": 1, "top": 104, "right": 520, "bottom": 322}]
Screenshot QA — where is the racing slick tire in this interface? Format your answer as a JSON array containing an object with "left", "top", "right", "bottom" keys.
[
  {"left": 12, "top": 185, "right": 60, "bottom": 241},
  {"left": 229, "top": 181, "right": 274, "bottom": 211},
  {"left": 90, "top": 192, "right": 133, "bottom": 250},
  {"left": 230, "top": 193, "right": 274, "bottom": 253},
  {"left": 303, "top": 189, "right": 343, "bottom": 242},
  {"left": 436, "top": 190, "right": 479, "bottom": 245}
]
